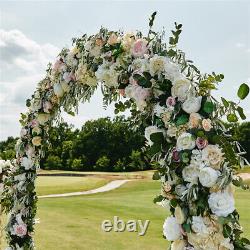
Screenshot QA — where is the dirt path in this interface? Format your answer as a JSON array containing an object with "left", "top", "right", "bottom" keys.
[{"left": 38, "top": 179, "right": 130, "bottom": 198}]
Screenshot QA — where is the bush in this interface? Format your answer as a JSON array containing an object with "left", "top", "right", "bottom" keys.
[
  {"left": 71, "top": 159, "right": 83, "bottom": 171},
  {"left": 44, "top": 155, "right": 63, "bottom": 170},
  {"left": 94, "top": 155, "right": 110, "bottom": 171},
  {"left": 114, "top": 158, "right": 126, "bottom": 172}
]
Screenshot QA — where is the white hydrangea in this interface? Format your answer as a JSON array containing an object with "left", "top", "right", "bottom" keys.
[
  {"left": 182, "top": 163, "right": 200, "bottom": 184},
  {"left": 198, "top": 167, "right": 219, "bottom": 187},
  {"left": 176, "top": 133, "right": 196, "bottom": 151}
]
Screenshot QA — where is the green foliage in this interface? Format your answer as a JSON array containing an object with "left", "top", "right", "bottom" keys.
[
  {"left": 44, "top": 155, "right": 63, "bottom": 170},
  {"left": 237, "top": 83, "right": 249, "bottom": 100},
  {"left": 95, "top": 155, "right": 110, "bottom": 171}
]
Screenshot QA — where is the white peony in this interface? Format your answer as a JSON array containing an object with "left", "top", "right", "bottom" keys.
[
  {"left": 163, "top": 216, "right": 182, "bottom": 241},
  {"left": 53, "top": 82, "right": 64, "bottom": 97},
  {"left": 164, "top": 62, "right": 182, "bottom": 82},
  {"left": 191, "top": 216, "right": 209, "bottom": 235},
  {"left": 176, "top": 133, "right": 196, "bottom": 151},
  {"left": 149, "top": 55, "right": 168, "bottom": 76},
  {"left": 144, "top": 126, "right": 165, "bottom": 146},
  {"left": 182, "top": 96, "right": 202, "bottom": 114},
  {"left": 20, "top": 157, "right": 33, "bottom": 170},
  {"left": 198, "top": 167, "right": 219, "bottom": 187},
  {"left": 182, "top": 163, "right": 200, "bottom": 184},
  {"left": 171, "top": 78, "right": 191, "bottom": 102},
  {"left": 202, "top": 145, "right": 224, "bottom": 170},
  {"left": 208, "top": 190, "right": 235, "bottom": 217}
]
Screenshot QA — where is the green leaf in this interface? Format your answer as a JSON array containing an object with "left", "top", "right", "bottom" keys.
[
  {"left": 182, "top": 223, "right": 191, "bottom": 233},
  {"left": 148, "top": 143, "right": 161, "bottom": 156},
  {"left": 152, "top": 171, "right": 161, "bottom": 180},
  {"left": 203, "top": 101, "right": 214, "bottom": 113},
  {"left": 237, "top": 83, "right": 249, "bottom": 100},
  {"left": 227, "top": 114, "right": 238, "bottom": 122},
  {"left": 170, "top": 199, "right": 178, "bottom": 208},
  {"left": 237, "top": 106, "right": 246, "bottom": 120},
  {"left": 153, "top": 195, "right": 164, "bottom": 204},
  {"left": 221, "top": 97, "right": 229, "bottom": 108},
  {"left": 150, "top": 132, "right": 164, "bottom": 144},
  {"left": 176, "top": 114, "right": 189, "bottom": 126}
]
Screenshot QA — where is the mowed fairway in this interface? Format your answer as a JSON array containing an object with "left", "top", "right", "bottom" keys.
[
  {"left": 34, "top": 179, "right": 250, "bottom": 250},
  {"left": 36, "top": 176, "right": 109, "bottom": 196}
]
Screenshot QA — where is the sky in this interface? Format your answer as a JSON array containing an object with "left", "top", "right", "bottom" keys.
[{"left": 0, "top": 0, "right": 249, "bottom": 141}]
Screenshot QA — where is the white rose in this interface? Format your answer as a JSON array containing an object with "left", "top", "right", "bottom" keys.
[
  {"left": 144, "top": 126, "right": 165, "bottom": 146},
  {"left": 172, "top": 240, "right": 187, "bottom": 250},
  {"left": 53, "top": 82, "right": 64, "bottom": 97},
  {"left": 171, "top": 78, "right": 191, "bottom": 101},
  {"left": 182, "top": 163, "right": 200, "bottom": 183},
  {"left": 176, "top": 133, "right": 196, "bottom": 151},
  {"left": 191, "top": 216, "right": 209, "bottom": 235},
  {"left": 29, "top": 98, "right": 42, "bottom": 112},
  {"left": 163, "top": 216, "right": 182, "bottom": 241},
  {"left": 20, "top": 157, "right": 33, "bottom": 170},
  {"left": 202, "top": 145, "right": 224, "bottom": 170},
  {"left": 37, "top": 113, "right": 50, "bottom": 125},
  {"left": 208, "top": 190, "right": 235, "bottom": 217},
  {"left": 198, "top": 167, "right": 219, "bottom": 187},
  {"left": 182, "top": 96, "right": 202, "bottom": 114},
  {"left": 149, "top": 55, "right": 168, "bottom": 76},
  {"left": 20, "top": 128, "right": 27, "bottom": 138},
  {"left": 174, "top": 206, "right": 186, "bottom": 224}
]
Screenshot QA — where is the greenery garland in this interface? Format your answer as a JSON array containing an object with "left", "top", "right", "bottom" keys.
[{"left": 1, "top": 12, "right": 249, "bottom": 250}]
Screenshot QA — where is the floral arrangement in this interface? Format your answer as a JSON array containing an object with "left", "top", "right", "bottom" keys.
[{"left": 1, "top": 12, "right": 249, "bottom": 250}]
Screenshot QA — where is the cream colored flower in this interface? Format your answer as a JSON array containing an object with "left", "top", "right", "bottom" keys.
[
  {"left": 182, "top": 163, "right": 200, "bottom": 184},
  {"left": 202, "top": 118, "right": 212, "bottom": 131},
  {"left": 32, "top": 136, "right": 42, "bottom": 146},
  {"left": 122, "top": 32, "right": 135, "bottom": 51},
  {"left": 171, "top": 239, "right": 187, "bottom": 250},
  {"left": 167, "top": 125, "right": 178, "bottom": 137},
  {"left": 171, "top": 78, "right": 191, "bottom": 101},
  {"left": 37, "top": 113, "right": 50, "bottom": 125},
  {"left": 174, "top": 206, "right": 186, "bottom": 224},
  {"left": 189, "top": 113, "right": 201, "bottom": 128},
  {"left": 107, "top": 33, "right": 119, "bottom": 45},
  {"left": 182, "top": 96, "right": 202, "bottom": 114},
  {"left": 149, "top": 55, "right": 168, "bottom": 76},
  {"left": 202, "top": 145, "right": 224, "bottom": 170},
  {"left": 163, "top": 216, "right": 182, "bottom": 241}
]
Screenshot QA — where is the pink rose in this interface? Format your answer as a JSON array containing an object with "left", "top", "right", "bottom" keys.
[
  {"left": 63, "top": 72, "right": 75, "bottom": 83},
  {"left": 172, "top": 148, "right": 180, "bottom": 162},
  {"left": 29, "top": 119, "right": 39, "bottom": 128},
  {"left": 166, "top": 96, "right": 176, "bottom": 107},
  {"left": 129, "top": 75, "right": 138, "bottom": 85},
  {"left": 43, "top": 101, "right": 52, "bottom": 113},
  {"left": 196, "top": 137, "right": 208, "bottom": 149},
  {"left": 13, "top": 223, "right": 27, "bottom": 237},
  {"left": 131, "top": 39, "right": 148, "bottom": 57}
]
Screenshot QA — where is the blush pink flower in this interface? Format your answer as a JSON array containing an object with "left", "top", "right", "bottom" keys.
[
  {"left": 166, "top": 96, "right": 176, "bottom": 107},
  {"left": 30, "top": 119, "right": 39, "bottom": 128},
  {"left": 53, "top": 59, "right": 64, "bottom": 72},
  {"left": 13, "top": 223, "right": 27, "bottom": 237},
  {"left": 131, "top": 39, "right": 148, "bottom": 57},
  {"left": 196, "top": 137, "right": 208, "bottom": 149}
]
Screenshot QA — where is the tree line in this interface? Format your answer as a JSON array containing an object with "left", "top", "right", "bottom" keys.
[
  {"left": 0, "top": 118, "right": 249, "bottom": 172},
  {"left": 0, "top": 116, "right": 151, "bottom": 172}
]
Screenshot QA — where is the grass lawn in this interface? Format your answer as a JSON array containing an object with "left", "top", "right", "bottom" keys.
[
  {"left": 33, "top": 180, "right": 250, "bottom": 250},
  {"left": 36, "top": 176, "right": 109, "bottom": 196}
]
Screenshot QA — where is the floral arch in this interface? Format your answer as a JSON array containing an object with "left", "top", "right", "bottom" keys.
[{"left": 1, "top": 13, "right": 250, "bottom": 250}]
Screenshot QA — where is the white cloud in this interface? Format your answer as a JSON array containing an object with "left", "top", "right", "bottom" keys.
[{"left": 0, "top": 29, "right": 60, "bottom": 140}]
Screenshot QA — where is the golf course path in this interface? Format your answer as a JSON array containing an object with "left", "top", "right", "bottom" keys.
[{"left": 38, "top": 179, "right": 130, "bottom": 198}]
